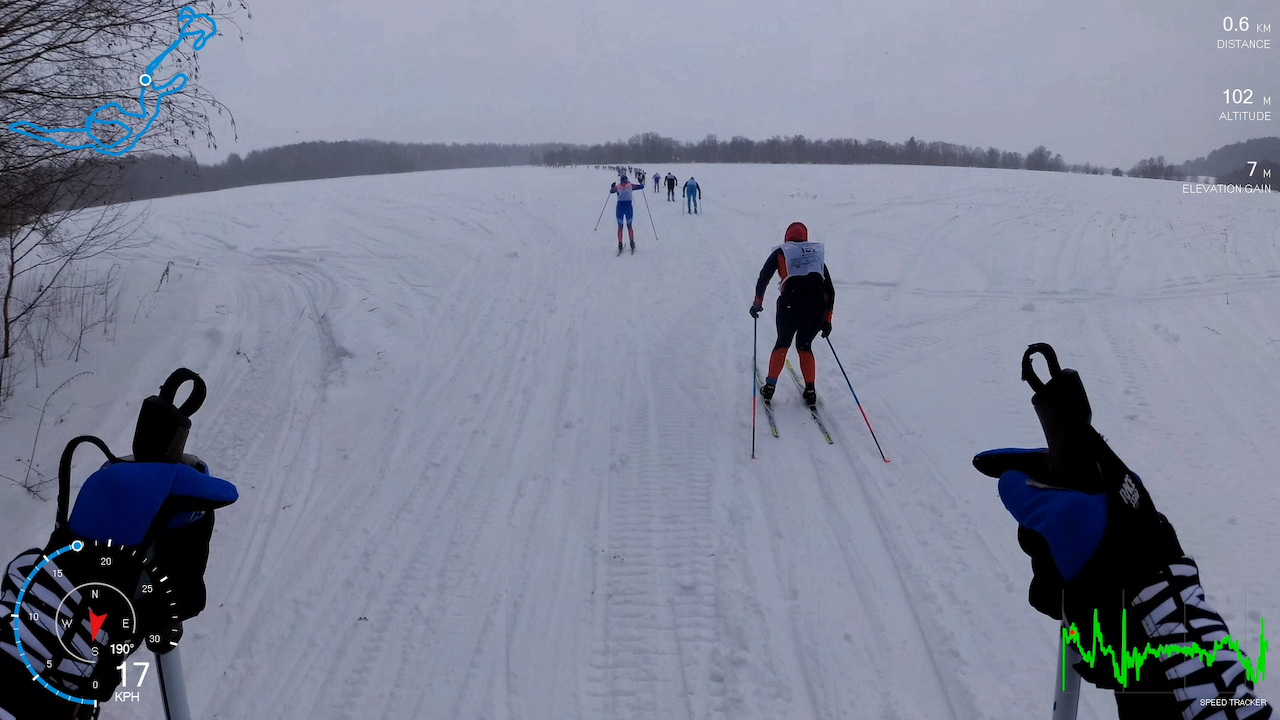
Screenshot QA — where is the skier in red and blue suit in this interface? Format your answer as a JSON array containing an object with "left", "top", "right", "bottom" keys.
[{"left": 610, "top": 173, "right": 644, "bottom": 253}]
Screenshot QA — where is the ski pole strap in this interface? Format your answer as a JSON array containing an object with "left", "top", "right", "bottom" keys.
[
  {"left": 56, "top": 435, "right": 119, "bottom": 532},
  {"left": 1021, "top": 343, "right": 1062, "bottom": 393},
  {"left": 159, "top": 369, "right": 206, "bottom": 418}
]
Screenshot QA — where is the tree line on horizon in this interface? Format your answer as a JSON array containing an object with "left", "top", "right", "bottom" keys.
[
  {"left": 548, "top": 133, "right": 1278, "bottom": 185},
  {"left": 542, "top": 132, "right": 1126, "bottom": 177},
  {"left": 56, "top": 132, "right": 1280, "bottom": 215},
  {"left": 1178, "top": 137, "right": 1280, "bottom": 177},
  {"left": 68, "top": 139, "right": 550, "bottom": 208}
]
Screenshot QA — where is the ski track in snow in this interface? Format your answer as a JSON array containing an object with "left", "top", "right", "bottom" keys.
[{"left": 0, "top": 165, "right": 1276, "bottom": 720}]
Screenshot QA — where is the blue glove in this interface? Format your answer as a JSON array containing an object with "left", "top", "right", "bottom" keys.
[
  {"left": 749, "top": 303, "right": 763, "bottom": 319},
  {"left": 974, "top": 447, "right": 1107, "bottom": 617},
  {"left": 69, "top": 458, "right": 236, "bottom": 544},
  {"left": 69, "top": 457, "right": 237, "bottom": 621}
]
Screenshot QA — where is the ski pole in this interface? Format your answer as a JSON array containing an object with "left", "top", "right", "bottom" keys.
[
  {"left": 640, "top": 183, "right": 658, "bottom": 241},
  {"left": 825, "top": 337, "right": 889, "bottom": 463},
  {"left": 157, "top": 646, "right": 193, "bottom": 720},
  {"left": 751, "top": 316, "right": 758, "bottom": 459},
  {"left": 593, "top": 192, "right": 611, "bottom": 231},
  {"left": 1052, "top": 623, "right": 1082, "bottom": 720}
]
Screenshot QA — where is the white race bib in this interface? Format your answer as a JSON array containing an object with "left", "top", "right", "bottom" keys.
[{"left": 779, "top": 242, "right": 824, "bottom": 281}]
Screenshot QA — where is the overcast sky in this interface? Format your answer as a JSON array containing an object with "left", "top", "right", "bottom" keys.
[{"left": 194, "top": 0, "right": 1274, "bottom": 168}]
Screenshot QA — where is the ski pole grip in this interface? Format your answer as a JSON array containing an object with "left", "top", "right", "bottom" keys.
[
  {"left": 1023, "top": 344, "right": 1092, "bottom": 430},
  {"left": 134, "top": 369, "right": 204, "bottom": 463},
  {"left": 1022, "top": 343, "right": 1102, "bottom": 493},
  {"left": 159, "top": 369, "right": 206, "bottom": 418},
  {"left": 1021, "top": 343, "right": 1062, "bottom": 393}
]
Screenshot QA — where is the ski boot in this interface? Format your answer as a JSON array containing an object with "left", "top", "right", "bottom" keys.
[
  {"left": 802, "top": 384, "right": 817, "bottom": 407},
  {"left": 617, "top": 241, "right": 624, "bottom": 256},
  {"left": 630, "top": 240, "right": 636, "bottom": 254},
  {"left": 759, "top": 382, "right": 776, "bottom": 403}
]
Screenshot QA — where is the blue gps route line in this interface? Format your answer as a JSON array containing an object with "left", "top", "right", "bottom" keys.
[
  {"left": 7, "top": 7, "right": 216, "bottom": 157},
  {"left": 11, "top": 541, "right": 98, "bottom": 706}
]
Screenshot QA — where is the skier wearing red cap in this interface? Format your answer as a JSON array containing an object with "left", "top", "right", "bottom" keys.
[{"left": 749, "top": 222, "right": 834, "bottom": 406}]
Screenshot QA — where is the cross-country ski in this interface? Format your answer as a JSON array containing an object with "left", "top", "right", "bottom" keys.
[
  {"left": 755, "top": 364, "right": 779, "bottom": 438},
  {"left": 787, "top": 359, "right": 833, "bottom": 444}
]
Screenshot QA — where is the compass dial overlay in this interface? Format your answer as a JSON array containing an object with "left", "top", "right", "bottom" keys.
[{"left": 9, "top": 539, "right": 180, "bottom": 706}]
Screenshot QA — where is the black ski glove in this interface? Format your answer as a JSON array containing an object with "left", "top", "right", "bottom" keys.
[
  {"left": 749, "top": 303, "right": 763, "bottom": 319},
  {"left": 973, "top": 344, "right": 1269, "bottom": 719},
  {"left": 821, "top": 321, "right": 832, "bottom": 338}
]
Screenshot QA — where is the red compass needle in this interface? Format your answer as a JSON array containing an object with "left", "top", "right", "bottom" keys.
[{"left": 89, "top": 611, "right": 108, "bottom": 639}]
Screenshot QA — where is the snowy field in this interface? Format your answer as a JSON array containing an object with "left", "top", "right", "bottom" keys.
[{"left": 1, "top": 163, "right": 1277, "bottom": 719}]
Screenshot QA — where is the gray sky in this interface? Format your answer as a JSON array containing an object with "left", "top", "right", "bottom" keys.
[{"left": 196, "top": 0, "right": 1275, "bottom": 168}]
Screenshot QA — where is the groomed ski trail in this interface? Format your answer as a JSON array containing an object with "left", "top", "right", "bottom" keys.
[{"left": 2, "top": 164, "right": 1274, "bottom": 720}]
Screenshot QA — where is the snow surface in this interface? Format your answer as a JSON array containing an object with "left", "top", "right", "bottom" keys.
[{"left": 1, "top": 164, "right": 1276, "bottom": 719}]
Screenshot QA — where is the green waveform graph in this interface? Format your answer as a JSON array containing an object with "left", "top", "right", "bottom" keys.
[{"left": 1061, "top": 610, "right": 1267, "bottom": 690}]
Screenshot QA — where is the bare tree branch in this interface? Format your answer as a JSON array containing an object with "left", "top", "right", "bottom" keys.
[{"left": 1, "top": 0, "right": 250, "bottom": 404}]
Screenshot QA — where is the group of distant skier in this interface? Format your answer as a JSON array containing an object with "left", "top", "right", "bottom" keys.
[
  {"left": 609, "top": 166, "right": 701, "bottom": 212},
  {"left": 605, "top": 168, "right": 703, "bottom": 256},
  {"left": 605, "top": 166, "right": 828, "bottom": 405}
]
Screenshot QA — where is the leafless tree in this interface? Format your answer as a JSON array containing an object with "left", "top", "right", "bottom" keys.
[{"left": 0, "top": 0, "right": 250, "bottom": 403}]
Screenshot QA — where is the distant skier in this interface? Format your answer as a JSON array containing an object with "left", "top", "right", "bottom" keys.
[
  {"left": 636, "top": 169, "right": 646, "bottom": 185},
  {"left": 749, "top": 222, "right": 834, "bottom": 406},
  {"left": 683, "top": 176, "right": 701, "bottom": 214},
  {"left": 609, "top": 173, "right": 644, "bottom": 254},
  {"left": 654, "top": 172, "right": 662, "bottom": 193},
  {"left": 665, "top": 173, "right": 677, "bottom": 201}
]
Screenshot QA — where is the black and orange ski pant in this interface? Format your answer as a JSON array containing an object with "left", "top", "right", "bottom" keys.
[{"left": 768, "top": 294, "right": 824, "bottom": 384}]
